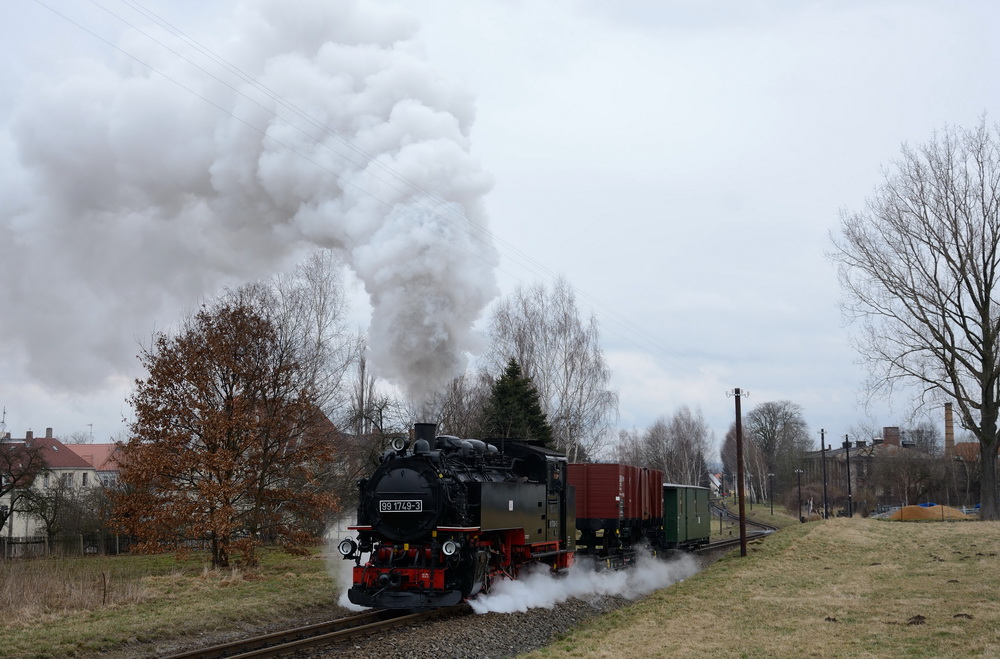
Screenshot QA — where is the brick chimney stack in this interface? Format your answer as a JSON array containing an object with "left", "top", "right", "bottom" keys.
[{"left": 25, "top": 430, "right": 33, "bottom": 440}]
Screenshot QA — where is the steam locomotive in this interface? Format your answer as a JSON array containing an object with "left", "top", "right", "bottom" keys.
[
  {"left": 340, "top": 423, "right": 575, "bottom": 609},
  {"left": 338, "top": 424, "right": 710, "bottom": 609}
]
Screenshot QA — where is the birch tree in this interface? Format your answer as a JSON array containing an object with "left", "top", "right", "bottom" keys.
[
  {"left": 616, "top": 407, "right": 711, "bottom": 485},
  {"left": 485, "top": 277, "right": 618, "bottom": 461}
]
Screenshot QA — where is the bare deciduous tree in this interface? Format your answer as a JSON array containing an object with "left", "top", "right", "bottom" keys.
[
  {"left": 615, "top": 428, "right": 645, "bottom": 467},
  {"left": 344, "top": 349, "right": 410, "bottom": 439},
  {"left": 484, "top": 277, "right": 618, "bottom": 461},
  {"left": 270, "top": 250, "right": 359, "bottom": 417},
  {"left": 904, "top": 422, "right": 943, "bottom": 456},
  {"left": 745, "top": 400, "right": 811, "bottom": 492},
  {"left": 22, "top": 477, "right": 75, "bottom": 549},
  {"left": 437, "top": 371, "right": 494, "bottom": 438},
  {"left": 335, "top": 348, "right": 414, "bottom": 514},
  {"left": 831, "top": 119, "right": 1000, "bottom": 519},
  {"left": 615, "top": 407, "right": 711, "bottom": 485},
  {"left": 721, "top": 423, "right": 767, "bottom": 502},
  {"left": 870, "top": 449, "right": 941, "bottom": 507},
  {"left": 664, "top": 406, "right": 713, "bottom": 486},
  {"left": 0, "top": 439, "right": 47, "bottom": 537}
]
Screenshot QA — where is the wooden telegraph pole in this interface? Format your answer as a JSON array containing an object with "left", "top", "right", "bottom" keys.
[{"left": 730, "top": 388, "right": 749, "bottom": 557}]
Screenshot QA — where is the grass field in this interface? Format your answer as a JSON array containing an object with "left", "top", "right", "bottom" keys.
[
  {"left": 0, "top": 547, "right": 343, "bottom": 659},
  {"left": 527, "top": 517, "right": 1000, "bottom": 658},
  {"left": 4, "top": 514, "right": 998, "bottom": 658}
]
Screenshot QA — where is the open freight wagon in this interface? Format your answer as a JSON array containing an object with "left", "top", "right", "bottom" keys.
[
  {"left": 568, "top": 463, "right": 663, "bottom": 559},
  {"left": 569, "top": 463, "right": 712, "bottom": 557}
]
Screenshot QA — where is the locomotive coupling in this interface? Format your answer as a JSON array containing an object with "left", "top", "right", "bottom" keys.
[{"left": 377, "top": 571, "right": 402, "bottom": 587}]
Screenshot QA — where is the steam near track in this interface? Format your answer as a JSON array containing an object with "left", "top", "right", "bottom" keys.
[
  {"left": 331, "top": 533, "right": 700, "bottom": 616},
  {"left": 334, "top": 548, "right": 367, "bottom": 612},
  {"left": 468, "top": 552, "right": 700, "bottom": 614}
]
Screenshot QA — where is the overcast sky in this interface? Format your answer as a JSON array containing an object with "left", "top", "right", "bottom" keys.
[{"left": 3, "top": 0, "right": 999, "bottom": 452}]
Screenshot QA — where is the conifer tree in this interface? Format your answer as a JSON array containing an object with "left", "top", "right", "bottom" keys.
[{"left": 480, "top": 359, "right": 553, "bottom": 446}]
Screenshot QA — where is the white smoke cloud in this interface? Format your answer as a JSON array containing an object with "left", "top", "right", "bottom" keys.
[
  {"left": 324, "top": 517, "right": 368, "bottom": 611},
  {"left": 332, "top": 549, "right": 368, "bottom": 612},
  {"left": 468, "top": 552, "right": 701, "bottom": 614},
  {"left": 2, "top": 0, "right": 497, "bottom": 402}
]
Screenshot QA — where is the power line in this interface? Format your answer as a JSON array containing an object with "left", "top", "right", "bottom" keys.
[{"left": 29, "top": 0, "right": 716, "bottom": 382}]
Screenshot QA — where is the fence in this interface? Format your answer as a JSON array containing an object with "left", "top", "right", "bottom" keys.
[{"left": 1, "top": 533, "right": 133, "bottom": 559}]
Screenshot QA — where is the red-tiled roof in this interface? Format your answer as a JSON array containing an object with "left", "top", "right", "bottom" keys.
[
  {"left": 64, "top": 443, "right": 121, "bottom": 471},
  {"left": 26, "top": 437, "right": 93, "bottom": 469},
  {"left": 953, "top": 442, "right": 984, "bottom": 461}
]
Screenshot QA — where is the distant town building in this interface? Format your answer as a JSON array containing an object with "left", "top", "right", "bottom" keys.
[{"left": 0, "top": 428, "right": 110, "bottom": 538}]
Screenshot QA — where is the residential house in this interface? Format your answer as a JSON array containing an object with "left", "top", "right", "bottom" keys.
[
  {"left": 0, "top": 428, "right": 101, "bottom": 539},
  {"left": 65, "top": 442, "right": 123, "bottom": 487}
]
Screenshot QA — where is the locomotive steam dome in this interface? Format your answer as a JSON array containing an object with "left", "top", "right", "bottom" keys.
[{"left": 366, "top": 456, "right": 443, "bottom": 543}]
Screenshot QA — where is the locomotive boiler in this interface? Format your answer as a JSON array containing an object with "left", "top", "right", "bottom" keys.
[{"left": 339, "top": 423, "right": 575, "bottom": 609}]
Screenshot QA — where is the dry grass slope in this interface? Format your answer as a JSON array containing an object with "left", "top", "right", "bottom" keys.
[
  {"left": 527, "top": 518, "right": 1000, "bottom": 658},
  {"left": 0, "top": 549, "right": 345, "bottom": 658}
]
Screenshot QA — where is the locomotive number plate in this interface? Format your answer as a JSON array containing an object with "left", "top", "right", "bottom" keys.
[{"left": 380, "top": 500, "right": 423, "bottom": 513}]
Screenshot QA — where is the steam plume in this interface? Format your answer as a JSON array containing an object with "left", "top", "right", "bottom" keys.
[
  {"left": 469, "top": 553, "right": 701, "bottom": 614},
  {"left": 2, "top": 0, "right": 497, "bottom": 402}
]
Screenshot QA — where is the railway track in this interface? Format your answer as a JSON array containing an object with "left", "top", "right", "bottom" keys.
[
  {"left": 161, "top": 604, "right": 471, "bottom": 659},
  {"left": 700, "top": 502, "right": 776, "bottom": 552},
  {"left": 162, "top": 514, "right": 771, "bottom": 658}
]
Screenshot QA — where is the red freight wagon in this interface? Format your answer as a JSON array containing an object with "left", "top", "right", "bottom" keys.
[{"left": 568, "top": 463, "right": 663, "bottom": 561}]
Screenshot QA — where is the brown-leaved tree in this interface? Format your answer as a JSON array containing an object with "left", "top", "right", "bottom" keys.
[{"left": 115, "top": 287, "right": 341, "bottom": 567}]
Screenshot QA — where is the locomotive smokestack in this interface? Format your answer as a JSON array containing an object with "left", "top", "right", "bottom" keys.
[{"left": 414, "top": 423, "right": 437, "bottom": 444}]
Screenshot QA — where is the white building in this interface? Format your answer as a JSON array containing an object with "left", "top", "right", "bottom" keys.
[{"left": 0, "top": 428, "right": 104, "bottom": 538}]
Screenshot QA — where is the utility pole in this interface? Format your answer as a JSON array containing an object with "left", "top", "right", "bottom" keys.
[
  {"left": 729, "top": 388, "right": 749, "bottom": 557},
  {"left": 820, "top": 429, "right": 830, "bottom": 519},
  {"left": 795, "top": 468, "right": 804, "bottom": 522},
  {"left": 843, "top": 435, "right": 853, "bottom": 518},
  {"left": 768, "top": 473, "right": 775, "bottom": 515}
]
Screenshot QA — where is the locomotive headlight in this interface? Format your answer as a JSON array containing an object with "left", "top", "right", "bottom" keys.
[
  {"left": 442, "top": 540, "right": 460, "bottom": 556},
  {"left": 390, "top": 436, "right": 407, "bottom": 452},
  {"left": 338, "top": 538, "right": 357, "bottom": 557}
]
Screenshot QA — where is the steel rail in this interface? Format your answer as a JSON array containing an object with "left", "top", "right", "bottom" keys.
[{"left": 161, "top": 604, "right": 471, "bottom": 659}]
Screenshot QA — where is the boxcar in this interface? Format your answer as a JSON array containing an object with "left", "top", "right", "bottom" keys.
[{"left": 662, "top": 483, "right": 711, "bottom": 549}]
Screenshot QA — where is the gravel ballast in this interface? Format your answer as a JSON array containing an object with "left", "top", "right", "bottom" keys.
[{"left": 304, "top": 594, "right": 633, "bottom": 659}]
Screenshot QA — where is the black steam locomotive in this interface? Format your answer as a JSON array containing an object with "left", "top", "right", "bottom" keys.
[{"left": 339, "top": 423, "right": 575, "bottom": 609}]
